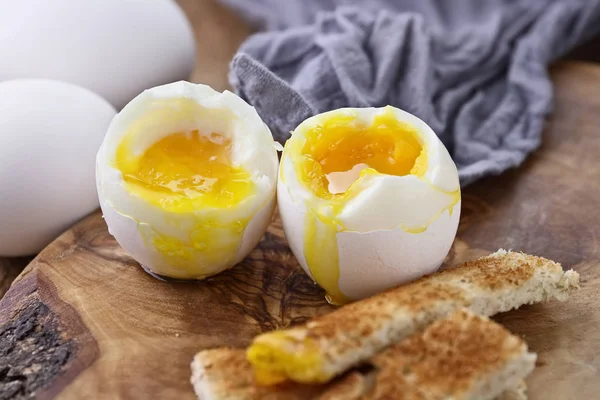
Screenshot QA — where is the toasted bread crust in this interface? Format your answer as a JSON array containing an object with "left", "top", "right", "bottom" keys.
[
  {"left": 353, "top": 309, "right": 536, "bottom": 400},
  {"left": 248, "top": 250, "right": 578, "bottom": 384},
  {"left": 191, "top": 310, "right": 534, "bottom": 400},
  {"left": 496, "top": 380, "right": 527, "bottom": 400}
]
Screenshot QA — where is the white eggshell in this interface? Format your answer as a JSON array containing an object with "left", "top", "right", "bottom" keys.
[
  {"left": 0, "top": 79, "right": 116, "bottom": 256},
  {"left": 99, "top": 193, "right": 276, "bottom": 279},
  {"left": 278, "top": 178, "right": 460, "bottom": 301},
  {"left": 277, "top": 179, "right": 311, "bottom": 275},
  {"left": 335, "top": 203, "right": 460, "bottom": 299},
  {"left": 0, "top": 0, "right": 195, "bottom": 108}
]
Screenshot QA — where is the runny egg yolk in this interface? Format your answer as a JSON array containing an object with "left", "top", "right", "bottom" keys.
[
  {"left": 298, "top": 112, "right": 427, "bottom": 200},
  {"left": 117, "top": 130, "right": 254, "bottom": 212},
  {"left": 114, "top": 130, "right": 256, "bottom": 275},
  {"left": 290, "top": 109, "right": 428, "bottom": 304}
]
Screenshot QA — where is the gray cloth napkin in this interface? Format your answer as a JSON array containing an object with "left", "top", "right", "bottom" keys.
[{"left": 221, "top": 0, "right": 600, "bottom": 185}]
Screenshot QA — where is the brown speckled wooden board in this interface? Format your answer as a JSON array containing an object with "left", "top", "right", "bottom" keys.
[{"left": 1, "top": 1, "right": 600, "bottom": 399}]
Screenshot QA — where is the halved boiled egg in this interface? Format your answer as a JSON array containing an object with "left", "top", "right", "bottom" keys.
[
  {"left": 96, "top": 82, "right": 279, "bottom": 279},
  {"left": 278, "top": 106, "right": 461, "bottom": 303}
]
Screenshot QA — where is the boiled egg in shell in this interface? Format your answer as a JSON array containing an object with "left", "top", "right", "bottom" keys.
[
  {"left": 277, "top": 106, "right": 461, "bottom": 304},
  {"left": 96, "top": 82, "right": 279, "bottom": 280}
]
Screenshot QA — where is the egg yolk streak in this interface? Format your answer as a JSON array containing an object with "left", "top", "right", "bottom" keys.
[{"left": 115, "top": 130, "right": 256, "bottom": 275}]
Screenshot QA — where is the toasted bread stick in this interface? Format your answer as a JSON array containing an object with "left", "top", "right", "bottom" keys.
[
  {"left": 247, "top": 250, "right": 578, "bottom": 384},
  {"left": 191, "top": 309, "right": 535, "bottom": 400}
]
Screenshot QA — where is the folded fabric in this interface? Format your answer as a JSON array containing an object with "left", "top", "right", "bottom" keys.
[{"left": 221, "top": 0, "right": 600, "bottom": 185}]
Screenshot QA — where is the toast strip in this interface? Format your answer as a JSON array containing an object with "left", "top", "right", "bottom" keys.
[
  {"left": 191, "top": 309, "right": 535, "bottom": 400},
  {"left": 191, "top": 347, "right": 323, "bottom": 400},
  {"left": 496, "top": 380, "right": 528, "bottom": 400},
  {"left": 247, "top": 250, "right": 578, "bottom": 384}
]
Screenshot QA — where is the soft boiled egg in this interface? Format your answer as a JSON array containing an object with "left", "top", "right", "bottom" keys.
[
  {"left": 96, "top": 82, "right": 279, "bottom": 280},
  {"left": 278, "top": 106, "right": 461, "bottom": 304}
]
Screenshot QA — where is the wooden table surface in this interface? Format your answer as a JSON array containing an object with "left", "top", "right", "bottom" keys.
[{"left": 1, "top": 1, "right": 600, "bottom": 399}]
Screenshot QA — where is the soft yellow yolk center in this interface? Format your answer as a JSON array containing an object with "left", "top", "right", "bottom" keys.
[
  {"left": 116, "top": 130, "right": 255, "bottom": 213},
  {"left": 288, "top": 109, "right": 428, "bottom": 305},
  {"left": 114, "top": 129, "right": 257, "bottom": 278},
  {"left": 298, "top": 110, "right": 427, "bottom": 200}
]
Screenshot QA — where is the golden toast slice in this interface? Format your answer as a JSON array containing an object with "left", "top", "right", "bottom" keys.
[
  {"left": 191, "top": 309, "right": 535, "bottom": 400},
  {"left": 247, "top": 250, "right": 578, "bottom": 384}
]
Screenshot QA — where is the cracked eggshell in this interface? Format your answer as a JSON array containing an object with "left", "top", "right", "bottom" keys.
[
  {"left": 96, "top": 82, "right": 278, "bottom": 280},
  {"left": 98, "top": 189, "right": 276, "bottom": 279},
  {"left": 277, "top": 106, "right": 461, "bottom": 301},
  {"left": 278, "top": 168, "right": 461, "bottom": 301}
]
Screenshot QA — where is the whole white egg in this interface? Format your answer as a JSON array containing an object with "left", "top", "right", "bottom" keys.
[
  {"left": 0, "top": 0, "right": 196, "bottom": 109},
  {"left": 278, "top": 106, "right": 461, "bottom": 304},
  {"left": 96, "top": 82, "right": 279, "bottom": 280},
  {"left": 0, "top": 79, "right": 117, "bottom": 256}
]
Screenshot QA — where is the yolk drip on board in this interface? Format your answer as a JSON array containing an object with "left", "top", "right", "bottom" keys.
[
  {"left": 117, "top": 130, "right": 254, "bottom": 211},
  {"left": 114, "top": 130, "right": 256, "bottom": 274},
  {"left": 292, "top": 109, "right": 428, "bottom": 305}
]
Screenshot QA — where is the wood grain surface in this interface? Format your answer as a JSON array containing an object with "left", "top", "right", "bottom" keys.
[{"left": 1, "top": 1, "right": 600, "bottom": 399}]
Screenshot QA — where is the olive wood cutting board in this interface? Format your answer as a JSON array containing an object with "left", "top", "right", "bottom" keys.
[{"left": 0, "top": 61, "right": 599, "bottom": 400}]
